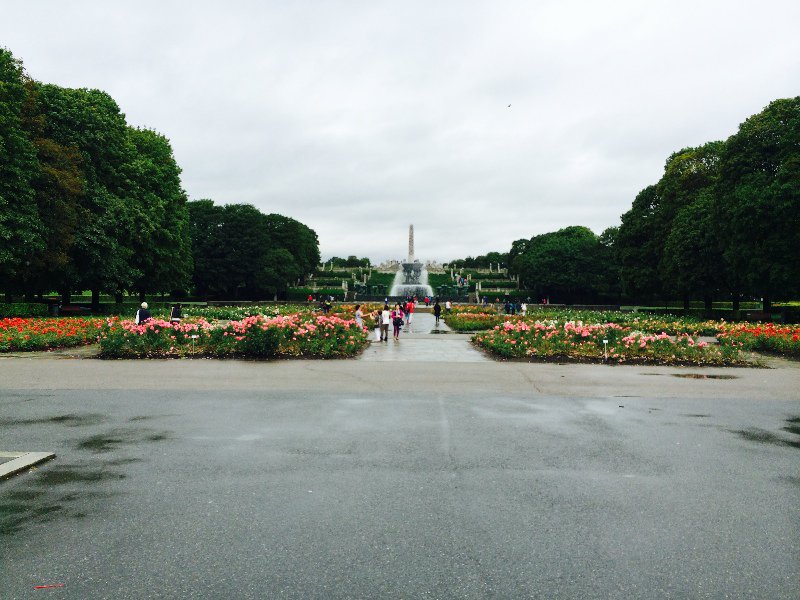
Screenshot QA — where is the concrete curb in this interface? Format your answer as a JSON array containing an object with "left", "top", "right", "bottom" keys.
[{"left": 0, "top": 451, "right": 55, "bottom": 479}]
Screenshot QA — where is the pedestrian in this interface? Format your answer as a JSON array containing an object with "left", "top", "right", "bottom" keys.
[
  {"left": 354, "top": 304, "right": 364, "bottom": 328},
  {"left": 380, "top": 305, "right": 391, "bottom": 342},
  {"left": 169, "top": 303, "right": 182, "bottom": 324},
  {"left": 521, "top": 302, "right": 527, "bottom": 317},
  {"left": 135, "top": 302, "right": 152, "bottom": 325},
  {"left": 307, "top": 294, "right": 313, "bottom": 302},
  {"left": 405, "top": 299, "right": 414, "bottom": 326},
  {"left": 434, "top": 300, "right": 442, "bottom": 326},
  {"left": 445, "top": 299, "right": 452, "bottom": 314},
  {"left": 323, "top": 297, "right": 332, "bottom": 314},
  {"left": 392, "top": 303, "right": 405, "bottom": 340}
]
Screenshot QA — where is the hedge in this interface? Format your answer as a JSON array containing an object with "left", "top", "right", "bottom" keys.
[{"left": 0, "top": 303, "right": 49, "bottom": 318}]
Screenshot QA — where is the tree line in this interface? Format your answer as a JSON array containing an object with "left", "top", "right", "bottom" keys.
[
  {"left": 0, "top": 48, "right": 320, "bottom": 305},
  {"left": 506, "top": 97, "right": 799, "bottom": 310}
]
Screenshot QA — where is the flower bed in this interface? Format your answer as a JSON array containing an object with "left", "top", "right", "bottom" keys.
[
  {"left": 97, "top": 313, "right": 369, "bottom": 359},
  {"left": 0, "top": 317, "right": 104, "bottom": 352},
  {"left": 444, "top": 312, "right": 508, "bottom": 331},
  {"left": 717, "top": 323, "right": 800, "bottom": 357},
  {"left": 474, "top": 320, "right": 746, "bottom": 365}
]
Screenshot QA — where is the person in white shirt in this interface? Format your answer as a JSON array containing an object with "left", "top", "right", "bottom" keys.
[{"left": 380, "top": 305, "right": 391, "bottom": 342}]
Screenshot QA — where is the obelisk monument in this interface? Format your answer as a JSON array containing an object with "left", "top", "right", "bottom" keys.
[{"left": 408, "top": 224, "right": 414, "bottom": 263}]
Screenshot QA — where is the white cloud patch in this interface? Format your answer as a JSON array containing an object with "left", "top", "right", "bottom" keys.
[{"left": 4, "top": 0, "right": 799, "bottom": 262}]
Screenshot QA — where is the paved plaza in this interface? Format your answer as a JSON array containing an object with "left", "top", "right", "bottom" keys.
[{"left": 1, "top": 330, "right": 799, "bottom": 599}]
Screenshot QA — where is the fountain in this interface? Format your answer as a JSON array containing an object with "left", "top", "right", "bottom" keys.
[{"left": 389, "top": 225, "right": 434, "bottom": 298}]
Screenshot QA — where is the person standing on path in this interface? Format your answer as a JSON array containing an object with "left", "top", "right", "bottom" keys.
[
  {"left": 405, "top": 299, "right": 414, "bottom": 327},
  {"left": 391, "top": 303, "right": 405, "bottom": 340},
  {"left": 434, "top": 300, "right": 442, "bottom": 326},
  {"left": 354, "top": 304, "right": 364, "bottom": 329},
  {"left": 445, "top": 299, "right": 452, "bottom": 314},
  {"left": 380, "top": 305, "right": 391, "bottom": 342}
]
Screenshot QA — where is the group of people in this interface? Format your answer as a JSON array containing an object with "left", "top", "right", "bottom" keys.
[{"left": 375, "top": 303, "right": 407, "bottom": 341}]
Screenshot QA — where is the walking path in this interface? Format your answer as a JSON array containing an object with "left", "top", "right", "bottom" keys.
[{"left": 358, "top": 312, "right": 488, "bottom": 362}]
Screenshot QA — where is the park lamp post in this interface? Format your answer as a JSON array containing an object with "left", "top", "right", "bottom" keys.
[{"left": 603, "top": 339, "right": 608, "bottom": 362}]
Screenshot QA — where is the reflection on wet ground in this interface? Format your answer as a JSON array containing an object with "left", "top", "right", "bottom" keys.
[
  {"left": 76, "top": 428, "right": 172, "bottom": 453},
  {"left": 639, "top": 373, "right": 739, "bottom": 379},
  {"left": 0, "top": 461, "right": 123, "bottom": 535},
  {"left": 731, "top": 416, "right": 800, "bottom": 449},
  {"left": 0, "top": 413, "right": 106, "bottom": 427},
  {"left": 1, "top": 418, "right": 172, "bottom": 536},
  {"left": 672, "top": 374, "right": 738, "bottom": 379}
]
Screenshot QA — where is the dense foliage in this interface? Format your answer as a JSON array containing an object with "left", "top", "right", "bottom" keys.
[
  {"left": 188, "top": 200, "right": 320, "bottom": 300},
  {"left": 507, "top": 98, "right": 799, "bottom": 310},
  {"left": 447, "top": 251, "right": 508, "bottom": 269},
  {"left": 0, "top": 48, "right": 193, "bottom": 304},
  {"left": 0, "top": 47, "right": 319, "bottom": 305}
]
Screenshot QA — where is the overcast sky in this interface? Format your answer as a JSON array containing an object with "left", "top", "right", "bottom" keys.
[{"left": 3, "top": 1, "right": 799, "bottom": 262}]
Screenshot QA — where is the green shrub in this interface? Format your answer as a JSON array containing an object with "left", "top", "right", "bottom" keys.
[{"left": 0, "top": 303, "right": 49, "bottom": 318}]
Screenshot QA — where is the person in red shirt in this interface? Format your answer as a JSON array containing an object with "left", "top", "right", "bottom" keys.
[{"left": 405, "top": 299, "right": 415, "bottom": 327}]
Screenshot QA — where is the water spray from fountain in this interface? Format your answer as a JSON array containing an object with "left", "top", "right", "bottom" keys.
[{"left": 389, "top": 224, "right": 434, "bottom": 298}]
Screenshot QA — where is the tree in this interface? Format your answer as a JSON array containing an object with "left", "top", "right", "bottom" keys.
[
  {"left": 126, "top": 127, "right": 192, "bottom": 297},
  {"left": 0, "top": 48, "right": 42, "bottom": 297},
  {"left": 188, "top": 200, "right": 320, "bottom": 299},
  {"left": 657, "top": 141, "right": 727, "bottom": 311},
  {"left": 18, "top": 77, "right": 84, "bottom": 297},
  {"left": 716, "top": 97, "right": 800, "bottom": 311},
  {"left": 513, "top": 226, "right": 607, "bottom": 303},
  {"left": 616, "top": 185, "right": 664, "bottom": 300},
  {"left": 660, "top": 191, "right": 723, "bottom": 312},
  {"left": 36, "top": 84, "right": 138, "bottom": 304}
]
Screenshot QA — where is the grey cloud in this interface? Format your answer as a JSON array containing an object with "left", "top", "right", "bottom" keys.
[{"left": 3, "top": 0, "right": 799, "bottom": 263}]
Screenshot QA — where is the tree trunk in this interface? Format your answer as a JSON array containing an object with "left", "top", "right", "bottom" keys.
[
  {"left": 732, "top": 293, "right": 740, "bottom": 313},
  {"left": 703, "top": 294, "right": 713, "bottom": 315},
  {"left": 61, "top": 290, "right": 71, "bottom": 305},
  {"left": 762, "top": 295, "right": 771, "bottom": 313},
  {"left": 138, "top": 290, "right": 146, "bottom": 302},
  {"left": 115, "top": 292, "right": 123, "bottom": 304},
  {"left": 4, "top": 292, "right": 12, "bottom": 303},
  {"left": 683, "top": 295, "right": 690, "bottom": 312},
  {"left": 91, "top": 289, "right": 100, "bottom": 311}
]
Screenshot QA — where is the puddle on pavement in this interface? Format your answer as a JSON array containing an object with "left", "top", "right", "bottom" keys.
[
  {"left": 783, "top": 416, "right": 800, "bottom": 436},
  {"left": 684, "top": 414, "right": 711, "bottom": 418},
  {"left": 1, "top": 462, "right": 124, "bottom": 535},
  {"left": 731, "top": 425, "right": 800, "bottom": 450},
  {"left": 76, "top": 428, "right": 172, "bottom": 453},
  {"left": 0, "top": 413, "right": 106, "bottom": 427},
  {"left": 34, "top": 466, "right": 127, "bottom": 485},
  {"left": 672, "top": 374, "right": 738, "bottom": 379}
]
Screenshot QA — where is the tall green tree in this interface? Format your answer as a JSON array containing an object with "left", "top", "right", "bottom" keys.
[
  {"left": 657, "top": 141, "right": 727, "bottom": 311},
  {"left": 513, "top": 226, "right": 607, "bottom": 303},
  {"left": 36, "top": 84, "right": 138, "bottom": 304},
  {"left": 188, "top": 200, "right": 321, "bottom": 299},
  {"left": 18, "top": 77, "right": 84, "bottom": 297},
  {"left": 127, "top": 127, "right": 192, "bottom": 297},
  {"left": 716, "top": 97, "right": 800, "bottom": 311},
  {"left": 616, "top": 185, "right": 663, "bottom": 300},
  {"left": 0, "top": 48, "right": 42, "bottom": 296}
]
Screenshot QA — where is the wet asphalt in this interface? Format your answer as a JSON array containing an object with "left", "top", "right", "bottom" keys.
[{"left": 1, "top": 354, "right": 799, "bottom": 599}]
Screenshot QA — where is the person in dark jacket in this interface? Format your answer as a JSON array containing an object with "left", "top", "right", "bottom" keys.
[
  {"left": 433, "top": 301, "right": 442, "bottom": 326},
  {"left": 135, "top": 302, "right": 152, "bottom": 325},
  {"left": 169, "top": 303, "right": 183, "bottom": 323}
]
